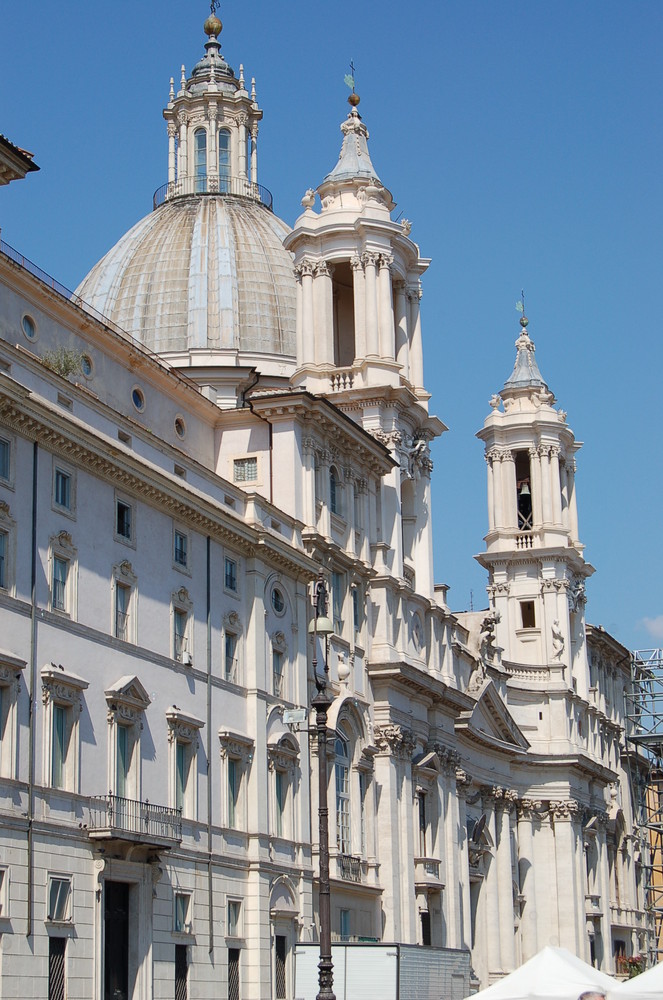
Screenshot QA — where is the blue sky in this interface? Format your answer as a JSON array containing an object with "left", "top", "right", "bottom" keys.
[{"left": 2, "top": 1, "right": 661, "bottom": 650}]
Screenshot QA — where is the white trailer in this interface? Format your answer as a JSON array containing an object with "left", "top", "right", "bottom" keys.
[{"left": 294, "top": 942, "right": 471, "bottom": 1000}]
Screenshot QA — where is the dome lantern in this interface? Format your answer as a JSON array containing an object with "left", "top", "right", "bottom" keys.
[{"left": 158, "top": 14, "right": 266, "bottom": 209}]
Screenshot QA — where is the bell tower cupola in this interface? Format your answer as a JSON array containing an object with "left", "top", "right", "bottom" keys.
[
  {"left": 160, "top": 10, "right": 265, "bottom": 206},
  {"left": 285, "top": 93, "right": 431, "bottom": 403},
  {"left": 476, "top": 313, "right": 594, "bottom": 687}
]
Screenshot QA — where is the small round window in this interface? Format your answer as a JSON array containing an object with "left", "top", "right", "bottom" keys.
[
  {"left": 22, "top": 314, "right": 36, "bottom": 340},
  {"left": 81, "top": 354, "right": 93, "bottom": 378},
  {"left": 131, "top": 387, "right": 145, "bottom": 412},
  {"left": 271, "top": 587, "right": 285, "bottom": 615},
  {"left": 175, "top": 416, "right": 186, "bottom": 439}
]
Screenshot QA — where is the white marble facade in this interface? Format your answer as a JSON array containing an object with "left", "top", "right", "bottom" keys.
[{"left": 0, "top": 12, "right": 650, "bottom": 1000}]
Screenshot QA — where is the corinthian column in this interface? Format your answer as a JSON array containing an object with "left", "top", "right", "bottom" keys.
[
  {"left": 394, "top": 282, "right": 409, "bottom": 377},
  {"left": 378, "top": 254, "right": 395, "bottom": 360},
  {"left": 407, "top": 286, "right": 424, "bottom": 387},
  {"left": 363, "top": 252, "right": 379, "bottom": 356},
  {"left": 167, "top": 123, "right": 177, "bottom": 184},
  {"left": 481, "top": 788, "right": 503, "bottom": 975},
  {"left": 351, "top": 255, "right": 366, "bottom": 361},
  {"left": 516, "top": 799, "right": 539, "bottom": 961},
  {"left": 550, "top": 446, "right": 563, "bottom": 525},
  {"left": 496, "top": 790, "right": 517, "bottom": 971}
]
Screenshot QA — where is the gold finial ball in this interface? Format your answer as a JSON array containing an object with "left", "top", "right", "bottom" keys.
[
  {"left": 204, "top": 14, "right": 222, "bottom": 37},
  {"left": 348, "top": 92, "right": 361, "bottom": 107},
  {"left": 519, "top": 315, "right": 529, "bottom": 328}
]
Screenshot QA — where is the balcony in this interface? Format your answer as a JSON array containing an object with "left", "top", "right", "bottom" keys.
[
  {"left": 153, "top": 174, "right": 273, "bottom": 211},
  {"left": 415, "top": 857, "right": 445, "bottom": 891},
  {"left": 87, "top": 794, "right": 182, "bottom": 849},
  {"left": 338, "top": 854, "right": 362, "bottom": 883}
]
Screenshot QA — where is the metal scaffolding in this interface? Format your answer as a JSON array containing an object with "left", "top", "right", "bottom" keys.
[{"left": 625, "top": 648, "right": 663, "bottom": 963}]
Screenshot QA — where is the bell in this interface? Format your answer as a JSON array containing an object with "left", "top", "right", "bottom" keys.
[{"left": 520, "top": 482, "right": 530, "bottom": 496}]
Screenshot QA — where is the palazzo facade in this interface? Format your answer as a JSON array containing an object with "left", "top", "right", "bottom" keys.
[{"left": 0, "top": 11, "right": 651, "bottom": 999}]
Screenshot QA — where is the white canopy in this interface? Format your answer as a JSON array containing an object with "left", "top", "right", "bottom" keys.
[
  {"left": 466, "top": 946, "right": 616, "bottom": 1000},
  {"left": 607, "top": 962, "right": 663, "bottom": 1000}
]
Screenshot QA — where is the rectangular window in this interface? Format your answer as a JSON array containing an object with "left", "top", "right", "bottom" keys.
[
  {"left": 418, "top": 790, "right": 427, "bottom": 857},
  {"left": 520, "top": 600, "right": 536, "bottom": 629},
  {"left": 332, "top": 571, "right": 344, "bottom": 634},
  {"left": 116, "top": 724, "right": 130, "bottom": 798},
  {"left": 115, "top": 499, "right": 132, "bottom": 540},
  {"left": 48, "top": 936, "right": 66, "bottom": 1000},
  {"left": 273, "top": 650, "right": 284, "bottom": 697},
  {"left": 0, "top": 531, "right": 6, "bottom": 590},
  {"left": 352, "top": 587, "right": 360, "bottom": 633},
  {"left": 228, "top": 759, "right": 240, "bottom": 828},
  {"left": 0, "top": 439, "right": 9, "bottom": 482},
  {"left": 275, "top": 770, "right": 286, "bottom": 838},
  {"left": 175, "top": 943, "right": 188, "bottom": 1000},
  {"left": 54, "top": 469, "right": 71, "bottom": 510},
  {"left": 52, "top": 704, "right": 66, "bottom": 788},
  {"left": 339, "top": 909, "right": 351, "bottom": 940},
  {"left": 0, "top": 868, "right": 6, "bottom": 917},
  {"left": 224, "top": 557, "right": 237, "bottom": 591},
  {"left": 174, "top": 530, "right": 187, "bottom": 568},
  {"left": 52, "top": 556, "right": 68, "bottom": 612},
  {"left": 359, "top": 772, "right": 367, "bottom": 856},
  {"left": 115, "top": 582, "right": 130, "bottom": 641},
  {"left": 336, "top": 760, "right": 350, "bottom": 854},
  {"left": 228, "top": 947, "right": 240, "bottom": 1000},
  {"left": 174, "top": 891, "right": 191, "bottom": 933},
  {"left": 227, "top": 899, "right": 241, "bottom": 937},
  {"left": 173, "top": 609, "right": 188, "bottom": 660},
  {"left": 233, "top": 457, "right": 257, "bottom": 483},
  {"left": 176, "top": 740, "right": 190, "bottom": 812},
  {"left": 224, "top": 633, "right": 238, "bottom": 682},
  {"left": 48, "top": 876, "right": 71, "bottom": 922}
]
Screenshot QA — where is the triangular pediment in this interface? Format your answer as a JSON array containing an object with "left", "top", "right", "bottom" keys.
[
  {"left": 456, "top": 680, "right": 529, "bottom": 752},
  {"left": 104, "top": 675, "right": 151, "bottom": 711}
]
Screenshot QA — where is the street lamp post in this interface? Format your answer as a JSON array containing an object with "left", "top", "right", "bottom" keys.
[{"left": 309, "top": 578, "right": 336, "bottom": 1000}]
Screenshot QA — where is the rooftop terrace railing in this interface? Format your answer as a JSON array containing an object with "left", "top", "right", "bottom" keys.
[{"left": 153, "top": 174, "right": 273, "bottom": 211}]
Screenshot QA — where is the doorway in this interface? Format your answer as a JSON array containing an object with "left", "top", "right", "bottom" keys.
[{"left": 105, "top": 881, "right": 130, "bottom": 1000}]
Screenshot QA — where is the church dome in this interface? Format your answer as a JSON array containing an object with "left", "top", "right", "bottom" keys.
[
  {"left": 76, "top": 195, "right": 296, "bottom": 357},
  {"left": 75, "top": 18, "right": 297, "bottom": 362}
]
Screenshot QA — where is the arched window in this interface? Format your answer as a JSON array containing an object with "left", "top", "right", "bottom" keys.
[
  {"left": 194, "top": 128, "right": 207, "bottom": 192},
  {"left": 218, "top": 129, "right": 230, "bottom": 193},
  {"left": 335, "top": 732, "right": 351, "bottom": 853}
]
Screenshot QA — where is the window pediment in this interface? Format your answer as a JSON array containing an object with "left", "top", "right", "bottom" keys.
[
  {"left": 218, "top": 729, "right": 254, "bottom": 763},
  {"left": 105, "top": 675, "right": 150, "bottom": 727},
  {"left": 166, "top": 707, "right": 204, "bottom": 746},
  {"left": 41, "top": 664, "right": 88, "bottom": 708}
]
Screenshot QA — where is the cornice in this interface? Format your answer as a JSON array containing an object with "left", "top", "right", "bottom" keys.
[{"left": 0, "top": 386, "right": 316, "bottom": 580}]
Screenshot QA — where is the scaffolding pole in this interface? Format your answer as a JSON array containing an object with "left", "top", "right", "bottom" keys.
[{"left": 625, "top": 648, "right": 663, "bottom": 964}]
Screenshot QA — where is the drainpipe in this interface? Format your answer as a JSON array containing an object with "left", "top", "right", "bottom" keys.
[
  {"left": 27, "top": 441, "right": 38, "bottom": 937},
  {"left": 206, "top": 535, "right": 214, "bottom": 954},
  {"left": 241, "top": 370, "right": 273, "bottom": 506}
]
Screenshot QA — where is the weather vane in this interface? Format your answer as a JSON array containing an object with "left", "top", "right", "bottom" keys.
[
  {"left": 210, "top": 0, "right": 220, "bottom": 13},
  {"left": 516, "top": 290, "right": 526, "bottom": 316},
  {"left": 344, "top": 59, "right": 356, "bottom": 94}
]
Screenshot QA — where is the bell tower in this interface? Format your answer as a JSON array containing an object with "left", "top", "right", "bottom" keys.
[
  {"left": 285, "top": 92, "right": 446, "bottom": 600},
  {"left": 476, "top": 315, "right": 594, "bottom": 692}
]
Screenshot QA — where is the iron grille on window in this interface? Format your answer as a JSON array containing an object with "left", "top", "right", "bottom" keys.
[
  {"left": 49, "top": 937, "right": 66, "bottom": 1000},
  {"left": 175, "top": 944, "right": 188, "bottom": 1000},
  {"left": 228, "top": 947, "right": 240, "bottom": 1000},
  {"left": 275, "top": 935, "right": 287, "bottom": 999}
]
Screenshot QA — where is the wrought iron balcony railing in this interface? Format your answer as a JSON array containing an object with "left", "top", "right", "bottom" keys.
[
  {"left": 153, "top": 174, "right": 273, "bottom": 211},
  {"left": 87, "top": 794, "right": 182, "bottom": 846}
]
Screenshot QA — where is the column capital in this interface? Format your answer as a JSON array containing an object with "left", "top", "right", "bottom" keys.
[
  {"left": 517, "top": 798, "right": 547, "bottom": 820},
  {"left": 350, "top": 254, "right": 364, "bottom": 271},
  {"left": 549, "top": 798, "right": 583, "bottom": 822},
  {"left": 361, "top": 250, "right": 379, "bottom": 268},
  {"left": 373, "top": 723, "right": 417, "bottom": 760}
]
